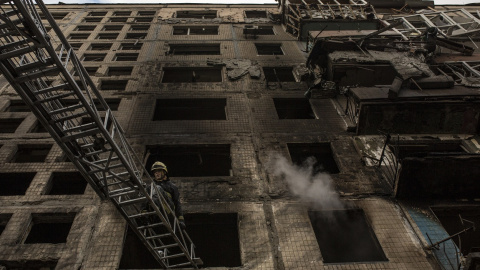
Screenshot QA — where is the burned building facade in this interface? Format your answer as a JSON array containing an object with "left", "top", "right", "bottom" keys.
[{"left": 0, "top": 1, "right": 479, "bottom": 270}]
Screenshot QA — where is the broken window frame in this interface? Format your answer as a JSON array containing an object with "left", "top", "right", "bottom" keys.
[
  {"left": 263, "top": 67, "right": 296, "bottom": 82},
  {"left": 82, "top": 53, "right": 106, "bottom": 62},
  {"left": 114, "top": 53, "right": 139, "bottom": 61},
  {"left": 120, "top": 43, "right": 143, "bottom": 50},
  {"left": 161, "top": 67, "right": 223, "bottom": 83},
  {"left": 176, "top": 10, "right": 217, "bottom": 19},
  {"left": 125, "top": 32, "right": 147, "bottom": 39},
  {"left": 96, "top": 33, "right": 119, "bottom": 40},
  {"left": 75, "top": 25, "right": 96, "bottom": 31},
  {"left": 245, "top": 10, "right": 268, "bottom": 18},
  {"left": 255, "top": 43, "right": 284, "bottom": 55},
  {"left": 172, "top": 25, "right": 219, "bottom": 35},
  {"left": 89, "top": 43, "right": 112, "bottom": 51}
]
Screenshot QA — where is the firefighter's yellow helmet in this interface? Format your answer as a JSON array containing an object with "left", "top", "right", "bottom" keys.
[{"left": 151, "top": 161, "right": 168, "bottom": 173}]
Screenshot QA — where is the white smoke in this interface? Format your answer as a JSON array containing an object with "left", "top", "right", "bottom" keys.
[{"left": 268, "top": 154, "right": 343, "bottom": 210}]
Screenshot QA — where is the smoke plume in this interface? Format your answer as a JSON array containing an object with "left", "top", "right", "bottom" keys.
[{"left": 268, "top": 154, "right": 343, "bottom": 210}]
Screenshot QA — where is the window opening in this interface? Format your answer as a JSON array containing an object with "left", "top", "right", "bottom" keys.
[
  {"left": 125, "top": 32, "right": 147, "bottom": 39},
  {"left": 245, "top": 10, "right": 268, "bottom": 18},
  {"left": 76, "top": 25, "right": 96, "bottom": 31},
  {"left": 83, "top": 53, "right": 106, "bottom": 61},
  {"left": 120, "top": 43, "right": 143, "bottom": 50},
  {"left": 432, "top": 207, "right": 480, "bottom": 256},
  {"left": 52, "top": 12, "right": 68, "bottom": 20},
  {"left": 135, "top": 17, "right": 153, "bottom": 22},
  {"left": 287, "top": 143, "right": 340, "bottom": 174},
  {"left": 70, "top": 43, "right": 82, "bottom": 50},
  {"left": 103, "top": 25, "right": 123, "bottom": 31},
  {"left": 0, "top": 260, "right": 58, "bottom": 270},
  {"left": 97, "top": 33, "right": 119, "bottom": 40},
  {"left": 85, "top": 66, "right": 98, "bottom": 76},
  {"left": 263, "top": 67, "right": 295, "bottom": 82},
  {"left": 0, "top": 118, "right": 23, "bottom": 133},
  {"left": 153, "top": 98, "right": 226, "bottom": 120},
  {"left": 84, "top": 17, "right": 102, "bottom": 23},
  {"left": 101, "top": 80, "right": 128, "bottom": 90},
  {"left": 176, "top": 10, "right": 217, "bottom": 19},
  {"left": 114, "top": 11, "right": 131, "bottom": 16},
  {"left": 168, "top": 44, "right": 220, "bottom": 55},
  {"left": 138, "top": 11, "right": 156, "bottom": 16},
  {"left": 115, "top": 53, "right": 138, "bottom": 61},
  {"left": 93, "top": 98, "right": 121, "bottom": 111},
  {"left": 162, "top": 67, "right": 222, "bottom": 83},
  {"left": 184, "top": 213, "right": 241, "bottom": 267},
  {"left": 89, "top": 11, "right": 107, "bottom": 16},
  {"left": 6, "top": 100, "right": 29, "bottom": 112},
  {"left": 108, "top": 66, "right": 133, "bottom": 76},
  {"left": 273, "top": 98, "right": 315, "bottom": 119},
  {"left": 11, "top": 144, "right": 52, "bottom": 163},
  {"left": 173, "top": 26, "right": 218, "bottom": 35},
  {"left": 309, "top": 209, "right": 388, "bottom": 263},
  {"left": 24, "top": 213, "right": 76, "bottom": 244},
  {"left": 69, "top": 33, "right": 90, "bottom": 40},
  {"left": 90, "top": 43, "right": 112, "bottom": 50},
  {"left": 0, "top": 172, "right": 36, "bottom": 196},
  {"left": 0, "top": 214, "right": 12, "bottom": 235},
  {"left": 46, "top": 172, "right": 87, "bottom": 195},
  {"left": 32, "top": 121, "right": 48, "bottom": 133},
  {"left": 145, "top": 144, "right": 232, "bottom": 177},
  {"left": 110, "top": 17, "right": 128, "bottom": 22},
  {"left": 255, "top": 43, "right": 284, "bottom": 55},
  {"left": 131, "top": 25, "right": 150, "bottom": 31}
]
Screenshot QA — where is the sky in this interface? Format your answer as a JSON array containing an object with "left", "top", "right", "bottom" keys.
[{"left": 41, "top": 0, "right": 480, "bottom": 5}]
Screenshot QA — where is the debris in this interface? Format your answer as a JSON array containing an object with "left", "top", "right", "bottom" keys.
[{"left": 207, "top": 58, "right": 261, "bottom": 80}]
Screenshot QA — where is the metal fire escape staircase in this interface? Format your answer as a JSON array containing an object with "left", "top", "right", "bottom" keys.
[{"left": 0, "top": 0, "right": 201, "bottom": 268}]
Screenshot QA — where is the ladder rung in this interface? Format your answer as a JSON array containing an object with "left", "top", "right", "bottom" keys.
[
  {"left": 169, "top": 261, "right": 195, "bottom": 268},
  {"left": 0, "top": 46, "right": 34, "bottom": 60},
  {"left": 64, "top": 122, "right": 97, "bottom": 133},
  {"left": 110, "top": 188, "right": 137, "bottom": 197},
  {"left": 51, "top": 111, "right": 89, "bottom": 123},
  {"left": 0, "top": 18, "right": 21, "bottom": 30},
  {"left": 49, "top": 103, "right": 83, "bottom": 115},
  {"left": 145, "top": 233, "right": 170, "bottom": 240},
  {"left": 0, "top": 30, "right": 17, "bottom": 38},
  {"left": 34, "top": 83, "right": 68, "bottom": 94},
  {"left": 153, "top": 243, "right": 179, "bottom": 250},
  {"left": 15, "top": 57, "right": 54, "bottom": 73},
  {"left": 34, "top": 91, "right": 75, "bottom": 103},
  {"left": 89, "top": 162, "right": 125, "bottom": 174},
  {"left": 129, "top": 211, "right": 157, "bottom": 219},
  {"left": 161, "top": 253, "right": 187, "bottom": 260},
  {"left": 60, "top": 128, "right": 101, "bottom": 142},
  {"left": 83, "top": 148, "right": 107, "bottom": 157},
  {"left": 118, "top": 196, "right": 147, "bottom": 206},
  {"left": 109, "top": 186, "right": 137, "bottom": 195},
  {"left": 137, "top": 222, "right": 163, "bottom": 230},
  {"left": 0, "top": 39, "right": 28, "bottom": 50},
  {"left": 17, "top": 66, "right": 59, "bottom": 82}
]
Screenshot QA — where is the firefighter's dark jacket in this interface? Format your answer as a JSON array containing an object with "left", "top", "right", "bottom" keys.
[{"left": 147, "top": 178, "right": 184, "bottom": 220}]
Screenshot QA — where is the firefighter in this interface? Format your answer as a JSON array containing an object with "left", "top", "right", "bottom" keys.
[{"left": 148, "top": 161, "right": 186, "bottom": 230}]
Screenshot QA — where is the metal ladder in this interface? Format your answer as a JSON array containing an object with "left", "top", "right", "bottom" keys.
[{"left": 0, "top": 0, "right": 201, "bottom": 268}]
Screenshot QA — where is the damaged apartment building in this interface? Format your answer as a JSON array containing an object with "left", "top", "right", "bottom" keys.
[{"left": 0, "top": 0, "right": 479, "bottom": 269}]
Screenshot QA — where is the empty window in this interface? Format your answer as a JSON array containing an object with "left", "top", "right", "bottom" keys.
[
  {"left": 6, "top": 100, "right": 29, "bottom": 112},
  {"left": 256, "top": 43, "right": 283, "bottom": 55},
  {"left": 0, "top": 118, "right": 23, "bottom": 133},
  {"left": 184, "top": 213, "right": 241, "bottom": 267},
  {"left": 153, "top": 99, "right": 226, "bottom": 121},
  {"left": 52, "top": 12, "right": 68, "bottom": 20},
  {"left": 119, "top": 226, "right": 162, "bottom": 268},
  {"left": 0, "top": 214, "right": 12, "bottom": 235},
  {"left": 0, "top": 260, "right": 57, "bottom": 270},
  {"left": 168, "top": 44, "right": 220, "bottom": 55},
  {"left": 173, "top": 26, "right": 218, "bottom": 35},
  {"left": 244, "top": 25, "right": 275, "bottom": 35},
  {"left": 263, "top": 67, "right": 295, "bottom": 82},
  {"left": 114, "top": 11, "right": 131, "bottom": 16},
  {"left": 176, "top": 10, "right": 217, "bottom": 19},
  {"left": 32, "top": 121, "right": 48, "bottom": 133},
  {"left": 97, "top": 33, "right": 119, "bottom": 39},
  {"left": 11, "top": 144, "right": 52, "bottom": 163},
  {"left": 24, "top": 213, "right": 76, "bottom": 244},
  {"left": 83, "top": 53, "right": 106, "bottom": 61},
  {"left": 85, "top": 67, "right": 98, "bottom": 76},
  {"left": 134, "top": 17, "right": 153, "bottom": 22},
  {"left": 0, "top": 172, "right": 36, "bottom": 196},
  {"left": 162, "top": 67, "right": 222, "bottom": 83},
  {"left": 89, "top": 11, "right": 107, "bottom": 16},
  {"left": 110, "top": 17, "right": 128, "bottom": 22},
  {"left": 90, "top": 43, "right": 112, "bottom": 50},
  {"left": 138, "top": 11, "right": 155, "bottom": 16},
  {"left": 84, "top": 17, "right": 102, "bottom": 23},
  {"left": 76, "top": 25, "right": 96, "bottom": 31},
  {"left": 274, "top": 98, "right": 315, "bottom": 119},
  {"left": 103, "top": 25, "right": 123, "bottom": 31},
  {"left": 432, "top": 207, "right": 480, "bottom": 256},
  {"left": 114, "top": 53, "right": 138, "bottom": 61},
  {"left": 94, "top": 98, "right": 121, "bottom": 111},
  {"left": 70, "top": 43, "right": 82, "bottom": 50},
  {"left": 130, "top": 25, "right": 150, "bottom": 31},
  {"left": 287, "top": 143, "right": 339, "bottom": 174},
  {"left": 108, "top": 66, "right": 133, "bottom": 76},
  {"left": 101, "top": 80, "right": 128, "bottom": 90},
  {"left": 46, "top": 172, "right": 87, "bottom": 195},
  {"left": 120, "top": 43, "right": 143, "bottom": 50},
  {"left": 146, "top": 144, "right": 231, "bottom": 177},
  {"left": 245, "top": 10, "right": 268, "bottom": 18},
  {"left": 309, "top": 209, "right": 388, "bottom": 263},
  {"left": 69, "top": 33, "right": 90, "bottom": 40},
  {"left": 125, "top": 32, "right": 147, "bottom": 39}
]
